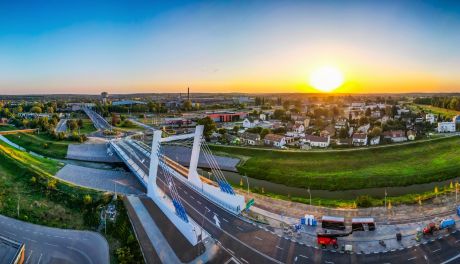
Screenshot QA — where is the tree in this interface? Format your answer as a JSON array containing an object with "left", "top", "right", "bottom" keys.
[
  {"left": 197, "top": 117, "right": 216, "bottom": 140},
  {"left": 368, "top": 126, "right": 382, "bottom": 138},
  {"left": 338, "top": 128, "right": 348, "bottom": 138},
  {"left": 232, "top": 125, "right": 240, "bottom": 133},
  {"left": 183, "top": 100, "right": 192, "bottom": 111},
  {"left": 68, "top": 120, "right": 78, "bottom": 131},
  {"left": 77, "top": 119, "right": 83, "bottom": 128},
  {"left": 273, "top": 109, "right": 285, "bottom": 120},
  {"left": 30, "top": 106, "right": 42, "bottom": 113},
  {"left": 116, "top": 247, "right": 135, "bottom": 264},
  {"left": 83, "top": 195, "right": 93, "bottom": 205},
  {"left": 365, "top": 108, "right": 372, "bottom": 117},
  {"left": 260, "top": 128, "right": 271, "bottom": 139},
  {"left": 283, "top": 100, "right": 290, "bottom": 110}
]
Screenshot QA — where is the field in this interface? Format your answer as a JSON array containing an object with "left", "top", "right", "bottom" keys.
[
  {"left": 211, "top": 136, "right": 460, "bottom": 191},
  {"left": 411, "top": 104, "right": 460, "bottom": 118},
  {"left": 4, "top": 132, "right": 72, "bottom": 159},
  {"left": 0, "top": 125, "right": 16, "bottom": 131}
]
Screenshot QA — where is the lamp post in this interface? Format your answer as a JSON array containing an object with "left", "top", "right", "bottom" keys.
[{"left": 243, "top": 175, "right": 250, "bottom": 195}]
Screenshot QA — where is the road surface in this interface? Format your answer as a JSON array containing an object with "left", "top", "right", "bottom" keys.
[
  {"left": 83, "top": 107, "right": 112, "bottom": 131},
  {"left": 0, "top": 214, "right": 109, "bottom": 264},
  {"left": 55, "top": 119, "right": 67, "bottom": 133}
]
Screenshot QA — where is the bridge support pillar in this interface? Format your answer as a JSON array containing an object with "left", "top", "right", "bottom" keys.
[
  {"left": 188, "top": 125, "right": 203, "bottom": 186},
  {"left": 147, "top": 130, "right": 162, "bottom": 198}
]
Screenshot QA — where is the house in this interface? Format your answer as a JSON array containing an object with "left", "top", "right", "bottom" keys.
[
  {"left": 453, "top": 115, "right": 460, "bottom": 124},
  {"left": 264, "top": 134, "right": 286, "bottom": 148},
  {"left": 371, "top": 111, "right": 381, "bottom": 118},
  {"left": 335, "top": 118, "right": 348, "bottom": 130},
  {"left": 240, "top": 132, "right": 261, "bottom": 146},
  {"left": 304, "top": 117, "right": 311, "bottom": 128},
  {"left": 437, "top": 122, "right": 456, "bottom": 133},
  {"left": 426, "top": 114, "right": 437, "bottom": 124},
  {"left": 357, "top": 124, "right": 370, "bottom": 133},
  {"left": 303, "top": 134, "right": 330, "bottom": 148},
  {"left": 259, "top": 113, "right": 267, "bottom": 121},
  {"left": 382, "top": 130, "right": 407, "bottom": 142},
  {"left": 407, "top": 130, "right": 416, "bottom": 140},
  {"left": 335, "top": 138, "right": 351, "bottom": 146},
  {"left": 369, "top": 136, "right": 380, "bottom": 145},
  {"left": 352, "top": 133, "right": 368, "bottom": 146},
  {"left": 242, "top": 118, "right": 258, "bottom": 128},
  {"left": 292, "top": 123, "right": 305, "bottom": 134},
  {"left": 0, "top": 117, "right": 8, "bottom": 124}
]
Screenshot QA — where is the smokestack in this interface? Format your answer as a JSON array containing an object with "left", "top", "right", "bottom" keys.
[{"left": 187, "top": 87, "right": 190, "bottom": 101}]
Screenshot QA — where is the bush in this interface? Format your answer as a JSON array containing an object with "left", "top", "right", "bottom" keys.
[{"left": 356, "top": 195, "right": 373, "bottom": 208}]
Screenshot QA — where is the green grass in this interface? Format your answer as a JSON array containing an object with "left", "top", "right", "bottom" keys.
[
  {"left": 4, "top": 132, "right": 72, "bottom": 159},
  {"left": 78, "top": 119, "right": 97, "bottom": 134},
  {"left": 211, "top": 136, "right": 460, "bottom": 191},
  {"left": 411, "top": 104, "right": 460, "bottom": 119},
  {"left": 0, "top": 125, "right": 16, "bottom": 131}
]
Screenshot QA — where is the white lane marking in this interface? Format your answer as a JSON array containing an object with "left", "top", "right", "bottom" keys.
[
  {"left": 25, "top": 250, "right": 33, "bottom": 264},
  {"left": 407, "top": 257, "right": 416, "bottom": 261},
  {"left": 240, "top": 257, "right": 249, "bottom": 263},
  {"left": 4, "top": 230, "right": 16, "bottom": 236},
  {"left": 227, "top": 248, "right": 235, "bottom": 254},
  {"left": 45, "top": 242, "right": 58, "bottom": 247},
  {"left": 223, "top": 218, "right": 229, "bottom": 223},
  {"left": 190, "top": 196, "right": 195, "bottom": 200},
  {"left": 441, "top": 253, "right": 460, "bottom": 264},
  {"left": 298, "top": 254, "right": 309, "bottom": 259},
  {"left": 237, "top": 226, "right": 244, "bottom": 231},
  {"left": 37, "top": 253, "right": 43, "bottom": 264},
  {"left": 325, "top": 261, "right": 334, "bottom": 264},
  {"left": 432, "top": 248, "right": 441, "bottom": 253},
  {"left": 276, "top": 245, "right": 283, "bottom": 250},
  {"left": 255, "top": 236, "right": 263, "bottom": 241},
  {"left": 197, "top": 201, "right": 202, "bottom": 205}
]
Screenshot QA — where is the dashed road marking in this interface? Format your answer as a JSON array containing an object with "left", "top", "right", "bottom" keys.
[
  {"left": 37, "top": 253, "right": 43, "bottom": 264},
  {"left": 25, "top": 250, "right": 33, "bottom": 264},
  {"left": 276, "top": 245, "right": 283, "bottom": 250},
  {"left": 407, "top": 257, "right": 416, "bottom": 261},
  {"left": 240, "top": 257, "right": 249, "bottom": 264},
  {"left": 223, "top": 218, "right": 229, "bottom": 223},
  {"left": 432, "top": 248, "right": 441, "bottom": 253},
  {"left": 255, "top": 236, "right": 263, "bottom": 241},
  {"left": 237, "top": 226, "right": 244, "bottom": 231}
]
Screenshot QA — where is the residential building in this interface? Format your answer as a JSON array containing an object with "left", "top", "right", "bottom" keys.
[
  {"left": 453, "top": 115, "right": 460, "bottom": 124},
  {"left": 264, "top": 134, "right": 286, "bottom": 148},
  {"left": 292, "top": 123, "right": 305, "bottom": 134},
  {"left": 259, "top": 113, "right": 267, "bottom": 121},
  {"left": 426, "top": 113, "right": 437, "bottom": 124},
  {"left": 357, "top": 124, "right": 370, "bottom": 133},
  {"left": 369, "top": 136, "right": 380, "bottom": 145},
  {"left": 352, "top": 133, "right": 368, "bottom": 146},
  {"left": 437, "top": 122, "right": 456, "bottom": 133},
  {"left": 240, "top": 132, "right": 261, "bottom": 146},
  {"left": 382, "top": 130, "right": 407, "bottom": 142},
  {"left": 303, "top": 134, "right": 330, "bottom": 148},
  {"left": 335, "top": 118, "right": 348, "bottom": 130},
  {"left": 242, "top": 118, "right": 257, "bottom": 128}
]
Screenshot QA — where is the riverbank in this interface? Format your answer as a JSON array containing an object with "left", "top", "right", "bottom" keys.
[{"left": 211, "top": 136, "right": 460, "bottom": 190}]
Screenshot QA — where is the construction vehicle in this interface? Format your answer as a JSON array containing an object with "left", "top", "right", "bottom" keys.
[
  {"left": 423, "top": 218, "right": 456, "bottom": 235},
  {"left": 317, "top": 231, "right": 352, "bottom": 249}
]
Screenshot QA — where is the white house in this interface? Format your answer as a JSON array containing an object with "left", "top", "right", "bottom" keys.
[
  {"left": 425, "top": 114, "right": 437, "bottom": 124},
  {"left": 303, "top": 134, "right": 330, "bottom": 148},
  {"left": 264, "top": 134, "right": 286, "bottom": 148},
  {"left": 259, "top": 113, "right": 267, "bottom": 121},
  {"left": 352, "top": 133, "right": 368, "bottom": 146},
  {"left": 370, "top": 136, "right": 380, "bottom": 145},
  {"left": 242, "top": 118, "right": 257, "bottom": 128},
  {"left": 407, "top": 130, "right": 416, "bottom": 140},
  {"left": 292, "top": 123, "right": 305, "bottom": 134},
  {"left": 357, "top": 124, "right": 370, "bottom": 133},
  {"left": 382, "top": 130, "right": 407, "bottom": 142},
  {"left": 437, "top": 122, "right": 456, "bottom": 133},
  {"left": 240, "top": 132, "right": 261, "bottom": 145}
]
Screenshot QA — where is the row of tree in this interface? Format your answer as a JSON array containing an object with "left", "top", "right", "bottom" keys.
[{"left": 414, "top": 97, "right": 460, "bottom": 111}]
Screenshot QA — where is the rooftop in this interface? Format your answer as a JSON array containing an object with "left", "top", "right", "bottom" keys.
[{"left": 0, "top": 235, "right": 24, "bottom": 264}]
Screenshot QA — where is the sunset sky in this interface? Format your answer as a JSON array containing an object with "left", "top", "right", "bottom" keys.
[{"left": 1, "top": 0, "right": 460, "bottom": 94}]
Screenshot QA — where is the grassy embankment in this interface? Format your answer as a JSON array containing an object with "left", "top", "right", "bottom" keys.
[
  {"left": 410, "top": 104, "right": 460, "bottom": 119},
  {"left": 212, "top": 136, "right": 460, "bottom": 191},
  {"left": 78, "top": 118, "right": 98, "bottom": 134},
  {"left": 0, "top": 125, "right": 16, "bottom": 131},
  {"left": 4, "top": 132, "right": 72, "bottom": 159},
  {"left": 0, "top": 141, "right": 143, "bottom": 263}
]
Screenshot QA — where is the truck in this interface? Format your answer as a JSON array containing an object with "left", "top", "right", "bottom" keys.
[
  {"left": 423, "top": 218, "right": 456, "bottom": 235},
  {"left": 317, "top": 231, "right": 352, "bottom": 249}
]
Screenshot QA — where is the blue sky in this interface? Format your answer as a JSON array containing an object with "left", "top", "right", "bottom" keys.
[{"left": 1, "top": 0, "right": 460, "bottom": 94}]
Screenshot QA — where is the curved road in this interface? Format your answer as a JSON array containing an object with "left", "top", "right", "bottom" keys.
[
  {"left": 116, "top": 139, "right": 460, "bottom": 264},
  {"left": 0, "top": 214, "right": 109, "bottom": 264}
]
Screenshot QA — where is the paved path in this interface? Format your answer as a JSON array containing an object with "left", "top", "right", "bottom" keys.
[
  {"left": 55, "top": 119, "right": 67, "bottom": 133},
  {"left": 0, "top": 214, "right": 109, "bottom": 264},
  {"left": 66, "top": 143, "right": 122, "bottom": 162},
  {"left": 56, "top": 164, "right": 145, "bottom": 194}
]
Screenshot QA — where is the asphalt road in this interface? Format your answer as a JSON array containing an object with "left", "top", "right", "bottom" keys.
[
  {"left": 118, "top": 140, "right": 460, "bottom": 264},
  {"left": 0, "top": 214, "right": 109, "bottom": 264},
  {"left": 55, "top": 119, "right": 67, "bottom": 133},
  {"left": 83, "top": 108, "right": 112, "bottom": 131}
]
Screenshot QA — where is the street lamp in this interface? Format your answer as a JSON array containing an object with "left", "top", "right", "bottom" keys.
[{"left": 243, "top": 175, "right": 250, "bottom": 195}]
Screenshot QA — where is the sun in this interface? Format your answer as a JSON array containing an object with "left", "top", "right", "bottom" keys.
[{"left": 309, "top": 66, "right": 344, "bottom": 92}]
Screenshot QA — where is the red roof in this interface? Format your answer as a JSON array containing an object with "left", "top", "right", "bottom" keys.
[
  {"left": 264, "top": 134, "right": 285, "bottom": 142},
  {"left": 305, "top": 134, "right": 328, "bottom": 143},
  {"left": 352, "top": 133, "right": 367, "bottom": 140}
]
